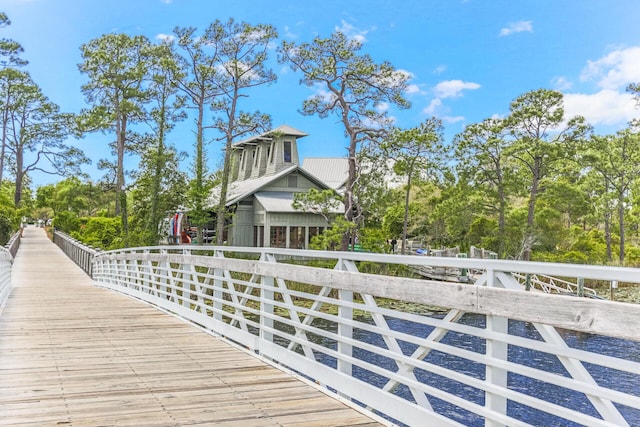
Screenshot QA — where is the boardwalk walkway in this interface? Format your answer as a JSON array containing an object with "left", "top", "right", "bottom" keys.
[{"left": 0, "top": 227, "right": 380, "bottom": 427}]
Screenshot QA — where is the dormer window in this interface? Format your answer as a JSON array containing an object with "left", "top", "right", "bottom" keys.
[
  {"left": 284, "top": 140, "right": 292, "bottom": 163},
  {"left": 268, "top": 141, "right": 274, "bottom": 164}
]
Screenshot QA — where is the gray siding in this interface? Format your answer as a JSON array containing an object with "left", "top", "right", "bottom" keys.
[{"left": 231, "top": 203, "right": 254, "bottom": 246}]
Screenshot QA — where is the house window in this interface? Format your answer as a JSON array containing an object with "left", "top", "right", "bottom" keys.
[
  {"left": 287, "top": 175, "right": 297, "bottom": 188},
  {"left": 283, "top": 141, "right": 292, "bottom": 162},
  {"left": 240, "top": 150, "right": 246, "bottom": 169},
  {"left": 270, "top": 226, "right": 286, "bottom": 248},
  {"left": 289, "top": 226, "right": 304, "bottom": 249},
  {"left": 268, "top": 141, "right": 274, "bottom": 164},
  {"left": 253, "top": 147, "right": 259, "bottom": 166}
]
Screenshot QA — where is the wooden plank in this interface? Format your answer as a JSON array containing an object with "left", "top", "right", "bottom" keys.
[{"left": 0, "top": 227, "right": 381, "bottom": 426}]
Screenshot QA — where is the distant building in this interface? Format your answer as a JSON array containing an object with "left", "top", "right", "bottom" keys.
[{"left": 207, "top": 125, "right": 344, "bottom": 248}]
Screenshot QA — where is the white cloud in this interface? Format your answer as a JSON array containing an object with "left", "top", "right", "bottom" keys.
[
  {"left": 335, "top": 20, "right": 371, "bottom": 43},
  {"left": 580, "top": 46, "right": 640, "bottom": 90},
  {"left": 155, "top": 33, "right": 175, "bottom": 43},
  {"left": 284, "top": 25, "right": 297, "bottom": 39},
  {"left": 423, "top": 98, "right": 442, "bottom": 115},
  {"left": 309, "top": 83, "right": 337, "bottom": 104},
  {"left": 433, "top": 80, "right": 481, "bottom": 98},
  {"left": 499, "top": 20, "right": 533, "bottom": 37},
  {"left": 433, "top": 64, "right": 447, "bottom": 74},
  {"left": 405, "top": 84, "right": 423, "bottom": 95},
  {"left": 564, "top": 90, "right": 637, "bottom": 126},
  {"left": 376, "top": 102, "right": 390, "bottom": 114},
  {"left": 559, "top": 46, "right": 640, "bottom": 128},
  {"left": 551, "top": 76, "right": 573, "bottom": 91},
  {"left": 422, "top": 79, "right": 480, "bottom": 120},
  {"left": 443, "top": 116, "right": 465, "bottom": 124}
]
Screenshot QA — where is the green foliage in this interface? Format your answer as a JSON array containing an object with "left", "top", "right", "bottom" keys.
[
  {"left": 0, "top": 69, "right": 86, "bottom": 205},
  {"left": 0, "top": 184, "right": 18, "bottom": 245},
  {"left": 624, "top": 246, "right": 640, "bottom": 266},
  {"left": 468, "top": 216, "right": 499, "bottom": 252},
  {"left": 0, "top": 12, "right": 27, "bottom": 67},
  {"left": 75, "top": 217, "right": 122, "bottom": 250},
  {"left": 358, "top": 227, "right": 387, "bottom": 254},
  {"left": 382, "top": 204, "right": 405, "bottom": 238},
  {"left": 53, "top": 210, "right": 80, "bottom": 234},
  {"left": 279, "top": 30, "right": 410, "bottom": 240},
  {"left": 309, "top": 217, "right": 357, "bottom": 251},
  {"left": 293, "top": 188, "right": 342, "bottom": 223}
]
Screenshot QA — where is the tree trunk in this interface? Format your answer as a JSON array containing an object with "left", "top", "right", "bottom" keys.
[
  {"left": 147, "top": 104, "right": 165, "bottom": 245},
  {"left": 342, "top": 118, "right": 357, "bottom": 251},
  {"left": 618, "top": 190, "right": 625, "bottom": 263},
  {"left": 523, "top": 158, "right": 541, "bottom": 261},
  {"left": 117, "top": 112, "right": 129, "bottom": 245},
  {"left": 0, "top": 97, "right": 9, "bottom": 186},
  {"left": 216, "top": 138, "right": 232, "bottom": 246},
  {"left": 604, "top": 210, "right": 612, "bottom": 262},
  {"left": 497, "top": 182, "right": 506, "bottom": 257},
  {"left": 216, "top": 91, "right": 238, "bottom": 246},
  {"left": 13, "top": 142, "right": 23, "bottom": 205},
  {"left": 402, "top": 173, "right": 412, "bottom": 255}
]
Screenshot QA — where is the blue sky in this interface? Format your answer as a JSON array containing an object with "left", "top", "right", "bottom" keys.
[{"left": 2, "top": 0, "right": 640, "bottom": 187}]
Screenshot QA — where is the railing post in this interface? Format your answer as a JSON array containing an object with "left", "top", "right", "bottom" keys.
[
  {"left": 260, "top": 252, "right": 276, "bottom": 353},
  {"left": 334, "top": 258, "right": 355, "bottom": 394},
  {"left": 485, "top": 267, "right": 508, "bottom": 427},
  {"left": 577, "top": 277, "right": 584, "bottom": 297},
  {"left": 610, "top": 280, "right": 617, "bottom": 301},
  {"left": 212, "top": 250, "right": 225, "bottom": 323},
  {"left": 456, "top": 253, "right": 468, "bottom": 281}
]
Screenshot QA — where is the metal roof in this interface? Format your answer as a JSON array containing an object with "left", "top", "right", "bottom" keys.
[
  {"left": 254, "top": 191, "right": 344, "bottom": 213},
  {"left": 233, "top": 124, "right": 308, "bottom": 148},
  {"left": 301, "top": 158, "right": 349, "bottom": 190},
  {"left": 207, "top": 165, "right": 331, "bottom": 208},
  {"left": 253, "top": 192, "right": 297, "bottom": 212}
]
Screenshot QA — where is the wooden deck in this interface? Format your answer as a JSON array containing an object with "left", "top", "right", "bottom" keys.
[{"left": 0, "top": 227, "right": 381, "bottom": 427}]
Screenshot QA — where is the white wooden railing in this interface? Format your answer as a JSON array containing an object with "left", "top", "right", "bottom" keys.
[
  {"left": 56, "top": 231, "right": 640, "bottom": 427},
  {"left": 0, "top": 230, "right": 21, "bottom": 312},
  {"left": 0, "top": 246, "right": 12, "bottom": 312},
  {"left": 53, "top": 230, "right": 100, "bottom": 276}
]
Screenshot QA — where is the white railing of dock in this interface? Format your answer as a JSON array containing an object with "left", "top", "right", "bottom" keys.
[
  {"left": 0, "top": 230, "right": 21, "bottom": 312},
  {"left": 53, "top": 230, "right": 100, "bottom": 276},
  {"left": 56, "top": 231, "right": 640, "bottom": 427}
]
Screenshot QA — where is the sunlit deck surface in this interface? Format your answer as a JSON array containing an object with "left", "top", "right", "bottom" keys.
[{"left": 0, "top": 227, "right": 380, "bottom": 426}]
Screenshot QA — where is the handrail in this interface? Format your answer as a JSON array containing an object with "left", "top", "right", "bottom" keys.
[
  {"left": 5, "top": 228, "right": 21, "bottom": 258},
  {"left": 0, "top": 229, "right": 21, "bottom": 313},
  {"left": 53, "top": 230, "right": 100, "bottom": 276},
  {"left": 89, "top": 244, "right": 640, "bottom": 427}
]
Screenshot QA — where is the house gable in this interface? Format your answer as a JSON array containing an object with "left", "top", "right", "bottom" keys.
[{"left": 207, "top": 125, "right": 344, "bottom": 248}]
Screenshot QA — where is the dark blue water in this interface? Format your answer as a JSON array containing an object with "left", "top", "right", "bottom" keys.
[{"left": 274, "top": 313, "right": 640, "bottom": 426}]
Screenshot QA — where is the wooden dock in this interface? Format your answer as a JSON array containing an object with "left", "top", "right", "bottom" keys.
[{"left": 0, "top": 227, "right": 381, "bottom": 427}]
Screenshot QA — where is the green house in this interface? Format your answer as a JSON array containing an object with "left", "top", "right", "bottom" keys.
[{"left": 208, "top": 125, "right": 343, "bottom": 248}]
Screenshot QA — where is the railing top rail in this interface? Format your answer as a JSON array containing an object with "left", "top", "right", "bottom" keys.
[
  {"left": 4, "top": 229, "right": 21, "bottom": 259},
  {"left": 95, "top": 244, "right": 640, "bottom": 284},
  {"left": 53, "top": 230, "right": 101, "bottom": 256}
]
